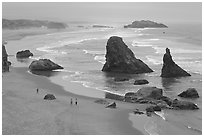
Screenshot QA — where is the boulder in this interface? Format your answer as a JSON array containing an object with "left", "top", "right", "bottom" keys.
[
  {"left": 136, "top": 87, "right": 163, "bottom": 99},
  {"left": 159, "top": 96, "right": 173, "bottom": 106},
  {"left": 114, "top": 77, "right": 129, "bottom": 82},
  {"left": 124, "top": 20, "right": 168, "bottom": 28},
  {"left": 134, "top": 79, "right": 149, "bottom": 85},
  {"left": 16, "top": 50, "right": 33, "bottom": 58},
  {"left": 44, "top": 94, "right": 56, "bottom": 100},
  {"left": 2, "top": 43, "right": 11, "bottom": 72},
  {"left": 102, "top": 36, "right": 153, "bottom": 74},
  {"left": 161, "top": 48, "right": 191, "bottom": 77},
  {"left": 171, "top": 99, "right": 199, "bottom": 110},
  {"left": 105, "top": 92, "right": 124, "bottom": 101},
  {"left": 178, "top": 88, "right": 199, "bottom": 98},
  {"left": 146, "top": 105, "right": 162, "bottom": 112},
  {"left": 29, "top": 59, "right": 63, "bottom": 71},
  {"left": 106, "top": 102, "right": 116, "bottom": 108},
  {"left": 133, "top": 109, "right": 144, "bottom": 115}
]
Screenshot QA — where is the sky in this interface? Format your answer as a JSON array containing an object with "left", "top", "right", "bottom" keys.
[{"left": 2, "top": 2, "right": 202, "bottom": 24}]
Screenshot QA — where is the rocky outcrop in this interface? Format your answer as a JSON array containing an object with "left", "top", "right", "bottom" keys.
[
  {"left": 106, "top": 102, "right": 116, "bottom": 108},
  {"left": 178, "top": 88, "right": 199, "bottom": 98},
  {"left": 44, "top": 94, "right": 56, "bottom": 100},
  {"left": 161, "top": 48, "right": 191, "bottom": 77},
  {"left": 136, "top": 87, "right": 163, "bottom": 99},
  {"left": 2, "top": 42, "right": 11, "bottom": 72},
  {"left": 124, "top": 20, "right": 168, "bottom": 28},
  {"left": 102, "top": 36, "right": 153, "bottom": 74},
  {"left": 146, "top": 105, "right": 161, "bottom": 112},
  {"left": 134, "top": 79, "right": 149, "bottom": 85},
  {"left": 3, "top": 18, "right": 67, "bottom": 29},
  {"left": 29, "top": 59, "right": 63, "bottom": 71},
  {"left": 105, "top": 92, "right": 124, "bottom": 101},
  {"left": 133, "top": 109, "right": 144, "bottom": 115},
  {"left": 171, "top": 99, "right": 199, "bottom": 110},
  {"left": 16, "top": 50, "right": 33, "bottom": 58}
]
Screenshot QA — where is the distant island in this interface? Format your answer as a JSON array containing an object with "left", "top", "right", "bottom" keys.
[
  {"left": 2, "top": 18, "right": 68, "bottom": 29},
  {"left": 124, "top": 20, "right": 168, "bottom": 28},
  {"left": 92, "top": 25, "right": 113, "bottom": 28}
]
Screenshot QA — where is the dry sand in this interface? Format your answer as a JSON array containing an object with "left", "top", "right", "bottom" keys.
[{"left": 2, "top": 67, "right": 148, "bottom": 135}]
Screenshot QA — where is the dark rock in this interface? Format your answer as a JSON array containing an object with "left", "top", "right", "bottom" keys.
[
  {"left": 161, "top": 48, "right": 191, "bottom": 78},
  {"left": 125, "top": 92, "right": 135, "bottom": 97},
  {"left": 2, "top": 42, "right": 11, "bottom": 72},
  {"left": 29, "top": 59, "right": 63, "bottom": 71},
  {"left": 124, "top": 20, "right": 168, "bottom": 28},
  {"left": 178, "top": 88, "right": 199, "bottom": 98},
  {"left": 114, "top": 77, "right": 129, "bottom": 82},
  {"left": 146, "top": 105, "right": 162, "bottom": 112},
  {"left": 44, "top": 94, "right": 56, "bottom": 100},
  {"left": 146, "top": 106, "right": 154, "bottom": 112},
  {"left": 136, "top": 87, "right": 163, "bottom": 99},
  {"left": 134, "top": 79, "right": 149, "bottom": 85},
  {"left": 102, "top": 36, "right": 153, "bottom": 74},
  {"left": 171, "top": 99, "right": 199, "bottom": 110},
  {"left": 16, "top": 50, "right": 33, "bottom": 58},
  {"left": 158, "top": 96, "right": 173, "bottom": 106},
  {"left": 133, "top": 109, "right": 144, "bottom": 115},
  {"left": 105, "top": 92, "right": 124, "bottom": 101},
  {"left": 106, "top": 102, "right": 116, "bottom": 108}
]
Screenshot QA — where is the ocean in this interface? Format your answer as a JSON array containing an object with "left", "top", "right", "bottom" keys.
[{"left": 6, "top": 22, "right": 202, "bottom": 134}]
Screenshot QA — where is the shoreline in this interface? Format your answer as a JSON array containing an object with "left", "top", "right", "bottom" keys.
[{"left": 2, "top": 66, "right": 148, "bottom": 135}]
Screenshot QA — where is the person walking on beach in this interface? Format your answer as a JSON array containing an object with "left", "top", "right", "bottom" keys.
[
  {"left": 36, "top": 88, "right": 39, "bottom": 94},
  {"left": 75, "top": 98, "right": 77, "bottom": 105},
  {"left": 70, "top": 98, "right": 73, "bottom": 105}
]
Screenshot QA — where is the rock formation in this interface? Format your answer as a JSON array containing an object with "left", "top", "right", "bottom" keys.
[
  {"left": 124, "top": 20, "right": 168, "bottom": 28},
  {"left": 105, "top": 102, "right": 116, "bottom": 108},
  {"left": 29, "top": 59, "right": 63, "bottom": 71},
  {"left": 136, "top": 87, "right": 163, "bottom": 99},
  {"left": 178, "top": 88, "right": 199, "bottom": 98},
  {"left": 102, "top": 36, "right": 153, "bottom": 74},
  {"left": 161, "top": 48, "right": 191, "bottom": 77},
  {"left": 3, "top": 18, "right": 67, "bottom": 29},
  {"left": 134, "top": 79, "right": 149, "bottom": 85},
  {"left": 171, "top": 99, "right": 199, "bottom": 110},
  {"left": 44, "top": 94, "right": 56, "bottom": 100},
  {"left": 2, "top": 42, "right": 11, "bottom": 72},
  {"left": 16, "top": 50, "right": 33, "bottom": 58}
]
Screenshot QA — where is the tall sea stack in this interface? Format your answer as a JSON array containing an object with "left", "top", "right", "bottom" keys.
[
  {"left": 2, "top": 42, "right": 11, "bottom": 72},
  {"left": 161, "top": 48, "right": 191, "bottom": 77},
  {"left": 102, "top": 36, "right": 153, "bottom": 74}
]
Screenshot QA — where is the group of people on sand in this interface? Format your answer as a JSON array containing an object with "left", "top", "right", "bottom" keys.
[
  {"left": 36, "top": 88, "right": 78, "bottom": 105},
  {"left": 70, "top": 98, "right": 78, "bottom": 106}
]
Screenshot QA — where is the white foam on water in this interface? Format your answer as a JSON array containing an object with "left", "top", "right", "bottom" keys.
[
  {"left": 146, "top": 56, "right": 162, "bottom": 65},
  {"left": 149, "top": 38, "right": 160, "bottom": 41},
  {"left": 83, "top": 49, "right": 105, "bottom": 55},
  {"left": 94, "top": 56, "right": 106, "bottom": 64}
]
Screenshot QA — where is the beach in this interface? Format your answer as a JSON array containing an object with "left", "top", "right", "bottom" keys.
[
  {"left": 2, "top": 22, "right": 202, "bottom": 135},
  {"left": 2, "top": 66, "right": 149, "bottom": 135}
]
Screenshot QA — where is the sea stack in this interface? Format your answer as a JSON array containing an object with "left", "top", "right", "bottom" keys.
[
  {"left": 161, "top": 48, "right": 191, "bottom": 77},
  {"left": 2, "top": 41, "right": 11, "bottom": 72},
  {"left": 102, "top": 36, "right": 153, "bottom": 74}
]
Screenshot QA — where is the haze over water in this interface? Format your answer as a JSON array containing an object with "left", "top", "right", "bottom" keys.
[{"left": 3, "top": 2, "right": 202, "bottom": 135}]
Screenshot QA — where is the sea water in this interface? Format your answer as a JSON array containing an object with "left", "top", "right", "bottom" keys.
[{"left": 5, "top": 22, "right": 202, "bottom": 134}]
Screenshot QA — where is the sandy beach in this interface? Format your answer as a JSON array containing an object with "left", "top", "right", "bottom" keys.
[{"left": 2, "top": 66, "right": 148, "bottom": 135}]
